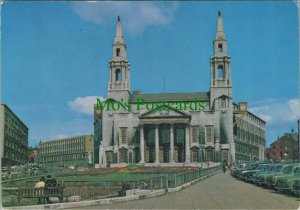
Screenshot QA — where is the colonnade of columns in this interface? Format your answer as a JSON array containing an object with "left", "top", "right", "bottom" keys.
[{"left": 139, "top": 124, "right": 190, "bottom": 164}]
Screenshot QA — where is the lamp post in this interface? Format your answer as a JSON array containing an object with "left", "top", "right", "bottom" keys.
[
  {"left": 290, "top": 131, "right": 294, "bottom": 163},
  {"left": 297, "top": 119, "right": 300, "bottom": 163},
  {"left": 294, "top": 0, "right": 299, "bottom": 163}
]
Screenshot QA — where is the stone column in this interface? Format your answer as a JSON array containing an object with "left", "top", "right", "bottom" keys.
[
  {"left": 140, "top": 126, "right": 145, "bottom": 163},
  {"left": 185, "top": 125, "right": 190, "bottom": 163},
  {"left": 155, "top": 125, "right": 160, "bottom": 163},
  {"left": 170, "top": 124, "right": 174, "bottom": 163},
  {"left": 0, "top": 106, "right": 4, "bottom": 159},
  {"left": 215, "top": 137, "right": 220, "bottom": 162},
  {"left": 117, "top": 151, "right": 120, "bottom": 164}
]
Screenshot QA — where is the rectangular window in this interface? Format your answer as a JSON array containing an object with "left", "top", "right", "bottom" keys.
[
  {"left": 120, "top": 127, "right": 128, "bottom": 144},
  {"left": 146, "top": 128, "right": 155, "bottom": 145},
  {"left": 175, "top": 127, "right": 185, "bottom": 145},
  {"left": 220, "top": 99, "right": 225, "bottom": 108},
  {"left": 132, "top": 127, "right": 140, "bottom": 145},
  {"left": 205, "top": 125, "right": 214, "bottom": 143},
  {"left": 218, "top": 44, "right": 223, "bottom": 52},
  {"left": 159, "top": 127, "right": 170, "bottom": 145},
  {"left": 191, "top": 150, "right": 198, "bottom": 162},
  {"left": 192, "top": 126, "right": 198, "bottom": 143},
  {"left": 206, "top": 150, "right": 213, "bottom": 161}
]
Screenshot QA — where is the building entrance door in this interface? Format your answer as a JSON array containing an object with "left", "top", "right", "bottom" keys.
[
  {"left": 221, "top": 149, "right": 229, "bottom": 163},
  {"left": 175, "top": 125, "right": 185, "bottom": 162},
  {"left": 134, "top": 147, "right": 140, "bottom": 163},
  {"left": 163, "top": 146, "right": 169, "bottom": 163},
  {"left": 119, "top": 148, "right": 128, "bottom": 163},
  {"left": 149, "top": 147, "right": 155, "bottom": 163},
  {"left": 178, "top": 147, "right": 185, "bottom": 162}
]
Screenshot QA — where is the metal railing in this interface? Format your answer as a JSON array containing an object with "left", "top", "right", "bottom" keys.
[{"left": 2, "top": 165, "right": 221, "bottom": 207}]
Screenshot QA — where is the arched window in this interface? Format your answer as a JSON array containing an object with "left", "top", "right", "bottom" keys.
[
  {"left": 116, "top": 69, "right": 122, "bottom": 81},
  {"left": 218, "top": 44, "right": 223, "bottom": 52},
  {"left": 218, "top": 65, "right": 224, "bottom": 79},
  {"left": 116, "top": 48, "right": 120, "bottom": 57}
]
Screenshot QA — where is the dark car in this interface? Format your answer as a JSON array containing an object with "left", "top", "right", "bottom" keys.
[
  {"left": 231, "top": 163, "right": 248, "bottom": 178},
  {"left": 244, "top": 163, "right": 271, "bottom": 183},
  {"left": 239, "top": 163, "right": 259, "bottom": 181},
  {"left": 236, "top": 163, "right": 253, "bottom": 180},
  {"left": 253, "top": 164, "right": 272, "bottom": 185}
]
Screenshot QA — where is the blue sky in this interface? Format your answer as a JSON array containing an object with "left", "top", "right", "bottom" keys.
[{"left": 2, "top": 1, "right": 299, "bottom": 147}]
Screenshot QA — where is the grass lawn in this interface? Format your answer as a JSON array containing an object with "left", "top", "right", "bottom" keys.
[
  {"left": 59, "top": 173, "right": 163, "bottom": 182},
  {"left": 2, "top": 172, "right": 164, "bottom": 187},
  {"left": 2, "top": 166, "right": 197, "bottom": 187}
]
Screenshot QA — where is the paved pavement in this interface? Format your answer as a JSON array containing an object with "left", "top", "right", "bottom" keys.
[{"left": 77, "top": 171, "right": 300, "bottom": 209}]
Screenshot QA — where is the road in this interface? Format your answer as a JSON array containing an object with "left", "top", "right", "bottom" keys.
[{"left": 77, "top": 171, "right": 300, "bottom": 209}]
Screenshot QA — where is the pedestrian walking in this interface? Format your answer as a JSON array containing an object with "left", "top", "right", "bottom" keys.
[
  {"left": 222, "top": 160, "right": 227, "bottom": 173},
  {"left": 222, "top": 164, "right": 226, "bottom": 173}
]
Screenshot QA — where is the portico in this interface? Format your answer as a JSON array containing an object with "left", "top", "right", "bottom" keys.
[{"left": 138, "top": 106, "right": 191, "bottom": 165}]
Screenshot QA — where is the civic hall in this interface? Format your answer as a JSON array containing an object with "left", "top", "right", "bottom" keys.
[{"left": 94, "top": 12, "right": 266, "bottom": 167}]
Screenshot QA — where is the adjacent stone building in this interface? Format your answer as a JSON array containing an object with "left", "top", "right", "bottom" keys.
[
  {"left": 0, "top": 104, "right": 29, "bottom": 166},
  {"left": 38, "top": 135, "right": 94, "bottom": 166},
  {"left": 233, "top": 102, "right": 266, "bottom": 162},
  {"left": 95, "top": 12, "right": 266, "bottom": 167}
]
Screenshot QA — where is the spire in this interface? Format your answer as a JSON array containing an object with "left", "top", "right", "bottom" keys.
[
  {"left": 216, "top": 10, "right": 225, "bottom": 40},
  {"left": 114, "top": 16, "right": 125, "bottom": 44},
  {"left": 108, "top": 15, "right": 130, "bottom": 100}
]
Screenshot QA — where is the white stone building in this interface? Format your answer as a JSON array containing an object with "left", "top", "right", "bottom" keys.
[{"left": 95, "top": 12, "right": 266, "bottom": 167}]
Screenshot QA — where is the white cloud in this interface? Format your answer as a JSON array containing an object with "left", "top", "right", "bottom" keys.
[
  {"left": 70, "top": 2, "right": 178, "bottom": 35},
  {"left": 55, "top": 134, "right": 70, "bottom": 139},
  {"left": 68, "top": 96, "right": 105, "bottom": 115},
  {"left": 249, "top": 98, "right": 300, "bottom": 124}
]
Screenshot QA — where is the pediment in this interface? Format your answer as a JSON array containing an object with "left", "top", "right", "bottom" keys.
[
  {"left": 139, "top": 104, "right": 190, "bottom": 119},
  {"left": 217, "top": 94, "right": 232, "bottom": 100},
  {"left": 205, "top": 145, "right": 215, "bottom": 149}
]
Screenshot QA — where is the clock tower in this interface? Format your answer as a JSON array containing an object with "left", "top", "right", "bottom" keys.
[
  {"left": 210, "top": 11, "right": 232, "bottom": 108},
  {"left": 107, "top": 16, "right": 130, "bottom": 101}
]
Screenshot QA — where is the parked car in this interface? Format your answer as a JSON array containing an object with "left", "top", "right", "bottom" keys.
[
  {"left": 230, "top": 166, "right": 238, "bottom": 176},
  {"left": 291, "top": 179, "right": 300, "bottom": 195},
  {"left": 239, "top": 163, "right": 259, "bottom": 181},
  {"left": 258, "top": 164, "right": 283, "bottom": 186},
  {"left": 265, "top": 164, "right": 298, "bottom": 189},
  {"left": 275, "top": 166, "right": 300, "bottom": 193},
  {"left": 232, "top": 163, "right": 249, "bottom": 178},
  {"left": 244, "top": 163, "right": 271, "bottom": 183},
  {"left": 253, "top": 164, "right": 272, "bottom": 184}
]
